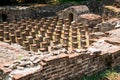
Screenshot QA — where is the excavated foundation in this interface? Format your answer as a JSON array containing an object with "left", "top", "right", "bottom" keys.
[{"left": 0, "top": 1, "right": 120, "bottom": 80}]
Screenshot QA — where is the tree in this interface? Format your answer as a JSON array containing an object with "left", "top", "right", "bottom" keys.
[{"left": 0, "top": 0, "right": 11, "bottom": 5}]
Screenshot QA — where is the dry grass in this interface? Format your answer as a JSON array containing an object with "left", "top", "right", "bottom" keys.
[{"left": 105, "top": 72, "right": 120, "bottom": 80}]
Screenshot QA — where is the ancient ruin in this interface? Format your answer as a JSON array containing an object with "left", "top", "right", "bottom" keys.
[{"left": 0, "top": 0, "right": 120, "bottom": 80}]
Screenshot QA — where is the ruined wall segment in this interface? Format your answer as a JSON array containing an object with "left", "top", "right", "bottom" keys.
[
  {"left": 0, "top": 4, "right": 74, "bottom": 22},
  {"left": 57, "top": 5, "right": 90, "bottom": 22},
  {"left": 78, "top": 13, "right": 102, "bottom": 27},
  {"left": 103, "top": 5, "right": 120, "bottom": 19},
  {"left": 0, "top": 28, "right": 120, "bottom": 80}
]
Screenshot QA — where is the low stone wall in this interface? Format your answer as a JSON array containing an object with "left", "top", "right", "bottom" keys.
[
  {"left": 8, "top": 49, "right": 120, "bottom": 80},
  {"left": 96, "top": 18, "right": 119, "bottom": 32}
]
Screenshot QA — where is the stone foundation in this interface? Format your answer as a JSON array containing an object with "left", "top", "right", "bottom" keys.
[
  {"left": 0, "top": 17, "right": 120, "bottom": 80},
  {"left": 0, "top": 29, "right": 120, "bottom": 80}
]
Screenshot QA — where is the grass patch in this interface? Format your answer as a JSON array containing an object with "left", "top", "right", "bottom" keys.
[{"left": 80, "top": 66, "right": 120, "bottom": 80}]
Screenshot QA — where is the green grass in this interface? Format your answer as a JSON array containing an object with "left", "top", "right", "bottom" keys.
[{"left": 80, "top": 66, "right": 120, "bottom": 80}]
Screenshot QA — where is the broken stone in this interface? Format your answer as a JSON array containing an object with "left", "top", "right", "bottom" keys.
[
  {"left": 19, "top": 61, "right": 27, "bottom": 67},
  {"left": 4, "top": 64, "right": 11, "bottom": 68},
  {"left": 9, "top": 64, "right": 17, "bottom": 70},
  {"left": 17, "top": 66, "right": 24, "bottom": 70},
  {"left": 33, "top": 58, "right": 41, "bottom": 65},
  {"left": 87, "top": 48, "right": 101, "bottom": 54}
]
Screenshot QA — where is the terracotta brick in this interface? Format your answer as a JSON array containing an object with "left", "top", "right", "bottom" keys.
[
  {"left": 68, "top": 53, "right": 80, "bottom": 59},
  {"left": 39, "top": 61, "right": 47, "bottom": 67}
]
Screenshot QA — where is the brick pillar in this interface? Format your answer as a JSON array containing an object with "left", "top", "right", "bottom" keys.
[
  {"left": 10, "top": 34, "right": 16, "bottom": 43},
  {"left": 37, "top": 35, "right": 43, "bottom": 42},
  {"left": 4, "top": 32, "right": 9, "bottom": 40},
  {"left": 27, "top": 25, "right": 32, "bottom": 32},
  {"left": 24, "top": 41, "right": 30, "bottom": 51},
  {"left": 40, "top": 28, "right": 46, "bottom": 37},
  {"left": 27, "top": 36, "right": 33, "bottom": 44},
  {"left": 46, "top": 30, "right": 52, "bottom": 40},
  {"left": 89, "top": 33, "right": 95, "bottom": 45},
  {"left": 64, "top": 24, "right": 70, "bottom": 30},
  {"left": 4, "top": 26, "right": 9, "bottom": 32},
  {"left": 42, "top": 25, "right": 47, "bottom": 30},
  {"left": 19, "top": 26, "right": 24, "bottom": 32},
  {"left": 72, "top": 31, "right": 77, "bottom": 36},
  {"left": 0, "top": 24, "right": 4, "bottom": 41},
  {"left": 56, "top": 25, "right": 62, "bottom": 30},
  {"left": 55, "top": 33, "right": 61, "bottom": 41},
  {"left": 64, "top": 19, "right": 70, "bottom": 25},
  {"left": 15, "top": 30, "right": 21, "bottom": 38},
  {"left": 4, "top": 40, "right": 11, "bottom": 44},
  {"left": 16, "top": 37, "right": 23, "bottom": 46},
  {"left": 34, "top": 38, "right": 40, "bottom": 48},
  {"left": 0, "top": 29, "right": 4, "bottom": 37},
  {"left": 0, "top": 24, "right": 4, "bottom": 30},
  {"left": 30, "top": 44, "right": 38, "bottom": 52},
  {"left": 81, "top": 40, "right": 87, "bottom": 49},
  {"left": 72, "top": 42, "right": 78, "bottom": 48},
  {"left": 39, "top": 48, "right": 47, "bottom": 52},
  {"left": 44, "top": 36, "right": 51, "bottom": 43},
  {"left": 0, "top": 36, "right": 3, "bottom": 41},
  {"left": 62, "top": 44, "right": 68, "bottom": 50},
  {"left": 84, "top": 25, "right": 89, "bottom": 31},
  {"left": 52, "top": 40, "right": 59, "bottom": 46},
  {"left": 72, "top": 36, "right": 77, "bottom": 42},
  {"left": 9, "top": 28, "right": 14, "bottom": 34},
  {"left": 26, "top": 21, "right": 30, "bottom": 25},
  {"left": 64, "top": 32, "right": 69, "bottom": 38},
  {"left": 21, "top": 32, "right": 26, "bottom": 41},
  {"left": 31, "top": 30, "right": 36, "bottom": 38},
  {"left": 25, "top": 28, "right": 30, "bottom": 36},
  {"left": 62, "top": 37, "right": 69, "bottom": 44},
  {"left": 31, "top": 22, "right": 36, "bottom": 27},
  {"left": 41, "top": 41, "right": 48, "bottom": 51},
  {"left": 81, "top": 35, "right": 86, "bottom": 40},
  {"left": 41, "top": 18, "right": 46, "bottom": 22},
  {"left": 17, "top": 21, "right": 22, "bottom": 27},
  {"left": 37, "top": 23, "right": 41, "bottom": 30},
  {"left": 22, "top": 23, "right": 27, "bottom": 29},
  {"left": 3, "top": 22, "right": 8, "bottom": 26},
  {"left": 49, "top": 24, "right": 55, "bottom": 32},
  {"left": 79, "top": 25, "right": 84, "bottom": 31},
  {"left": 33, "top": 26, "right": 38, "bottom": 34}
]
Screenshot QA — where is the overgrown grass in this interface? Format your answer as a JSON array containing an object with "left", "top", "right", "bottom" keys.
[{"left": 80, "top": 66, "right": 120, "bottom": 80}]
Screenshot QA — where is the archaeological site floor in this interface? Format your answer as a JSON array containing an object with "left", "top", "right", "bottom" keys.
[{"left": 1, "top": 1, "right": 120, "bottom": 80}]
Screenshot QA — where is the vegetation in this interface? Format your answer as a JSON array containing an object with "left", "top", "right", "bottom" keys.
[
  {"left": 0, "top": 0, "right": 103, "bottom": 5},
  {"left": 0, "top": 0, "right": 90, "bottom": 5},
  {"left": 81, "top": 67, "right": 120, "bottom": 80}
]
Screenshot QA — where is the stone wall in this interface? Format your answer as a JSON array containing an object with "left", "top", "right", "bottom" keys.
[
  {"left": 0, "top": 4, "right": 74, "bottom": 22},
  {"left": 96, "top": 18, "right": 119, "bottom": 32},
  {"left": 5, "top": 48, "right": 120, "bottom": 80},
  {"left": 78, "top": 13, "right": 102, "bottom": 27},
  {"left": 57, "top": 5, "right": 89, "bottom": 22}
]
